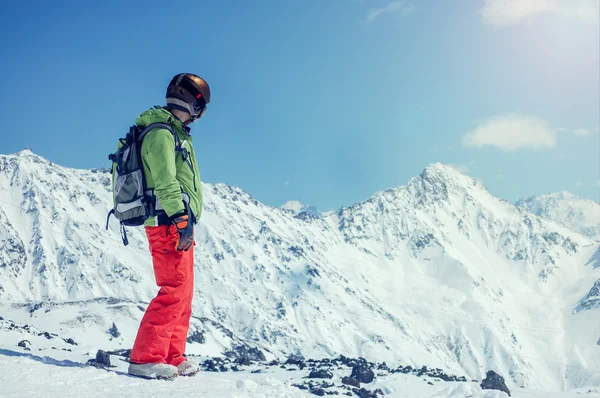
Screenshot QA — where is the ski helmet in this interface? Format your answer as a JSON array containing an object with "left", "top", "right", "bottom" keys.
[{"left": 166, "top": 73, "right": 211, "bottom": 121}]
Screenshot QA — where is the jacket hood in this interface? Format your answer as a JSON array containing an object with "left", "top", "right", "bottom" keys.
[{"left": 135, "top": 106, "right": 189, "bottom": 138}]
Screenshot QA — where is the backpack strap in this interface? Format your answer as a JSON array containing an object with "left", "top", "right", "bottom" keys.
[
  {"left": 140, "top": 122, "right": 197, "bottom": 192},
  {"left": 137, "top": 122, "right": 179, "bottom": 146},
  {"left": 136, "top": 122, "right": 198, "bottom": 218}
]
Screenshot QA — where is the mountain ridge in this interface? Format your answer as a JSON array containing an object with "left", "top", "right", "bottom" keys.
[
  {"left": 0, "top": 149, "right": 598, "bottom": 391},
  {"left": 516, "top": 191, "right": 600, "bottom": 241}
]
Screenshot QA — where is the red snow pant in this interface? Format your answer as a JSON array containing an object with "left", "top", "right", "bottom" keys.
[{"left": 130, "top": 224, "right": 195, "bottom": 367}]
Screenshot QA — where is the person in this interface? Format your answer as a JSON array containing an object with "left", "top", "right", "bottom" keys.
[{"left": 127, "top": 73, "right": 209, "bottom": 379}]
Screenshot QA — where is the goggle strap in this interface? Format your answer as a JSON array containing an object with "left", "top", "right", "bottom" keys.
[
  {"left": 166, "top": 97, "right": 194, "bottom": 115},
  {"left": 166, "top": 97, "right": 207, "bottom": 119}
]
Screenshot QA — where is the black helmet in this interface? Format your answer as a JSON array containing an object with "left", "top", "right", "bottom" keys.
[{"left": 166, "top": 73, "right": 211, "bottom": 120}]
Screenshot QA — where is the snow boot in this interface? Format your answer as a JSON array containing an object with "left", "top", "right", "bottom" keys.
[
  {"left": 128, "top": 362, "right": 178, "bottom": 379},
  {"left": 177, "top": 359, "right": 200, "bottom": 376}
]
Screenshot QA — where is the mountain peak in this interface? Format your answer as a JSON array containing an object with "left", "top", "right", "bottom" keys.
[
  {"left": 281, "top": 200, "right": 321, "bottom": 219},
  {"left": 517, "top": 191, "right": 600, "bottom": 241},
  {"left": 545, "top": 191, "right": 582, "bottom": 201},
  {"left": 2, "top": 148, "right": 45, "bottom": 162},
  {"left": 7, "top": 148, "right": 49, "bottom": 167},
  {"left": 405, "top": 162, "right": 483, "bottom": 204},
  {"left": 281, "top": 200, "right": 305, "bottom": 214},
  {"left": 15, "top": 147, "right": 39, "bottom": 157},
  {"left": 422, "top": 162, "right": 462, "bottom": 174},
  {"left": 518, "top": 191, "right": 593, "bottom": 207},
  {"left": 420, "top": 163, "right": 475, "bottom": 181}
]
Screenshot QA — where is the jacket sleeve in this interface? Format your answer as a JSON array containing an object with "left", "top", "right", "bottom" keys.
[{"left": 141, "top": 128, "right": 185, "bottom": 217}]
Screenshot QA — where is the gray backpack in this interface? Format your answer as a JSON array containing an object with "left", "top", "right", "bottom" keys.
[{"left": 105, "top": 122, "right": 180, "bottom": 245}]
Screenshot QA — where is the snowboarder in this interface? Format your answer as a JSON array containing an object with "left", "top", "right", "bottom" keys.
[{"left": 126, "top": 73, "right": 210, "bottom": 379}]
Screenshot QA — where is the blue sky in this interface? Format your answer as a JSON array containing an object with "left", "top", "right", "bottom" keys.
[{"left": 0, "top": 0, "right": 598, "bottom": 210}]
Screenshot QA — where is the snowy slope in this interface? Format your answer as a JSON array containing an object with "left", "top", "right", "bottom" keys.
[
  {"left": 0, "top": 149, "right": 599, "bottom": 393},
  {"left": 0, "top": 322, "right": 598, "bottom": 398},
  {"left": 5, "top": 354, "right": 600, "bottom": 398},
  {"left": 516, "top": 192, "right": 600, "bottom": 241},
  {"left": 3, "top": 355, "right": 600, "bottom": 398}
]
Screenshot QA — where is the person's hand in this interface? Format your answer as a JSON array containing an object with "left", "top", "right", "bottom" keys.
[{"left": 171, "top": 213, "right": 194, "bottom": 251}]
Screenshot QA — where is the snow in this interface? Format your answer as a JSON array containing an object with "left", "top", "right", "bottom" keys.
[
  {"left": 281, "top": 200, "right": 321, "bottom": 219},
  {"left": 0, "top": 150, "right": 599, "bottom": 396},
  {"left": 282, "top": 200, "right": 305, "bottom": 214},
  {"left": 0, "top": 353, "right": 598, "bottom": 397},
  {"left": 517, "top": 192, "right": 600, "bottom": 241},
  {"left": 0, "top": 354, "right": 307, "bottom": 398}
]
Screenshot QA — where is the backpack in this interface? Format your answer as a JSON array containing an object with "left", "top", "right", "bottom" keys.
[{"left": 105, "top": 122, "right": 181, "bottom": 246}]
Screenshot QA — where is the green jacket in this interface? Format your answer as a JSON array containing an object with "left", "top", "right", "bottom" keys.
[{"left": 136, "top": 107, "right": 203, "bottom": 226}]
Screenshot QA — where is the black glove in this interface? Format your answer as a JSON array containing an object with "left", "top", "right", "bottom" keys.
[{"left": 170, "top": 211, "right": 194, "bottom": 251}]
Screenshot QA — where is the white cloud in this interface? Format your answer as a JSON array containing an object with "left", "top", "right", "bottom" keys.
[
  {"left": 448, "top": 160, "right": 476, "bottom": 174},
  {"left": 366, "top": 0, "right": 415, "bottom": 23},
  {"left": 574, "top": 128, "right": 592, "bottom": 136},
  {"left": 449, "top": 163, "right": 471, "bottom": 174},
  {"left": 557, "top": 126, "right": 598, "bottom": 137},
  {"left": 284, "top": 181, "right": 290, "bottom": 187},
  {"left": 574, "top": 129, "right": 592, "bottom": 137},
  {"left": 574, "top": 181, "right": 585, "bottom": 187},
  {"left": 463, "top": 113, "right": 556, "bottom": 151},
  {"left": 481, "top": 0, "right": 600, "bottom": 26},
  {"left": 281, "top": 200, "right": 303, "bottom": 213}
]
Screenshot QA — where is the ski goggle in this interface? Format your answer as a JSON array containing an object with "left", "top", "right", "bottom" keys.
[{"left": 191, "top": 95, "right": 207, "bottom": 120}]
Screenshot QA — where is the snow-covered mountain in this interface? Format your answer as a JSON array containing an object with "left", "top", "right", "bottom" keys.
[
  {"left": 281, "top": 200, "right": 309, "bottom": 214},
  {"left": 516, "top": 192, "right": 600, "bottom": 242},
  {"left": 0, "top": 149, "right": 599, "bottom": 392},
  {"left": 281, "top": 200, "right": 322, "bottom": 219}
]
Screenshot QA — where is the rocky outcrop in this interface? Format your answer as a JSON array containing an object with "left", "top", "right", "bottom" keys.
[{"left": 480, "top": 370, "right": 511, "bottom": 396}]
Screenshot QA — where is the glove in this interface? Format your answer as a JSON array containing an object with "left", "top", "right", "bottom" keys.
[{"left": 170, "top": 212, "right": 194, "bottom": 251}]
